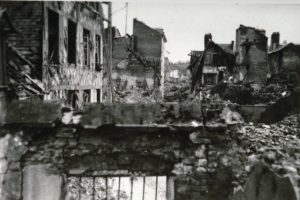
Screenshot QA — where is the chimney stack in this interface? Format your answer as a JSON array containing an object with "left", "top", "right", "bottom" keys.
[
  {"left": 204, "top": 33, "right": 212, "bottom": 48},
  {"left": 229, "top": 41, "right": 234, "bottom": 50},
  {"left": 271, "top": 32, "right": 280, "bottom": 50}
]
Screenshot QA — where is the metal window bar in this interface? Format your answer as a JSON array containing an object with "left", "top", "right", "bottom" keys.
[
  {"left": 130, "top": 177, "right": 133, "bottom": 200},
  {"left": 68, "top": 175, "right": 168, "bottom": 200}
]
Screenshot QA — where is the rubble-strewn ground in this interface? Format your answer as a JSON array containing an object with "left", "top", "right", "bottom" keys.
[
  {"left": 114, "top": 88, "right": 159, "bottom": 103},
  {"left": 224, "top": 113, "right": 300, "bottom": 190},
  {"left": 164, "top": 79, "right": 190, "bottom": 102},
  {"left": 212, "top": 82, "right": 292, "bottom": 105}
]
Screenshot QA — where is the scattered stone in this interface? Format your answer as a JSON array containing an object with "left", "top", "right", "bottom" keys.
[{"left": 0, "top": 159, "right": 8, "bottom": 174}]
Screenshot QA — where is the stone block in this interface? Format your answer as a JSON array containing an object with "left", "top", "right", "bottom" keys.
[
  {"left": 0, "top": 159, "right": 8, "bottom": 174},
  {"left": 6, "top": 134, "right": 28, "bottom": 162},
  {"left": 56, "top": 127, "right": 76, "bottom": 138},
  {"left": 189, "top": 130, "right": 211, "bottom": 144},
  {"left": 5, "top": 100, "right": 62, "bottom": 125},
  {"left": 1, "top": 171, "right": 22, "bottom": 200},
  {"left": 0, "top": 134, "right": 10, "bottom": 159},
  {"left": 8, "top": 162, "right": 21, "bottom": 171},
  {"left": 230, "top": 189, "right": 245, "bottom": 200},
  {"left": 244, "top": 162, "right": 297, "bottom": 200},
  {"left": 274, "top": 175, "right": 297, "bottom": 200},
  {"left": 117, "top": 153, "right": 134, "bottom": 165},
  {"left": 81, "top": 103, "right": 114, "bottom": 127},
  {"left": 23, "top": 165, "right": 62, "bottom": 200}
]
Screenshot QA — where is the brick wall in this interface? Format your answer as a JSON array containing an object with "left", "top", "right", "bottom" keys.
[{"left": 2, "top": 1, "right": 43, "bottom": 70}]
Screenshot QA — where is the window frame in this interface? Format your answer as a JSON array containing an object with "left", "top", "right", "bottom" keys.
[
  {"left": 83, "top": 28, "right": 91, "bottom": 68},
  {"left": 95, "top": 34, "right": 102, "bottom": 71}
]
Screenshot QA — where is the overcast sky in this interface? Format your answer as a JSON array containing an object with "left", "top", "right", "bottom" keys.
[{"left": 111, "top": 0, "right": 300, "bottom": 62}]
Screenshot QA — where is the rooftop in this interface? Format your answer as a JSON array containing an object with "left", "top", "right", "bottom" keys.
[{"left": 268, "top": 43, "right": 300, "bottom": 54}]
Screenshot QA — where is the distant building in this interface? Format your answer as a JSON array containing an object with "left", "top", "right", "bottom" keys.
[
  {"left": 0, "top": 2, "right": 105, "bottom": 107},
  {"left": 164, "top": 57, "right": 171, "bottom": 80},
  {"left": 169, "top": 69, "right": 180, "bottom": 79},
  {"left": 189, "top": 33, "right": 235, "bottom": 88},
  {"left": 112, "top": 18, "right": 167, "bottom": 97},
  {"left": 268, "top": 32, "right": 300, "bottom": 85},
  {"left": 235, "top": 25, "right": 269, "bottom": 84}
]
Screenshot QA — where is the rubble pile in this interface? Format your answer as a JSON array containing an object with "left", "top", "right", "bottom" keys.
[
  {"left": 211, "top": 82, "right": 291, "bottom": 105},
  {"left": 252, "top": 83, "right": 291, "bottom": 104},
  {"left": 164, "top": 79, "right": 190, "bottom": 102},
  {"left": 225, "top": 113, "right": 300, "bottom": 191},
  {"left": 114, "top": 88, "right": 158, "bottom": 103}
]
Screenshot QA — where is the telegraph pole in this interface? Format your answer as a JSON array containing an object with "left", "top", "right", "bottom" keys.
[
  {"left": 125, "top": 2, "right": 128, "bottom": 34},
  {"left": 107, "top": 2, "right": 113, "bottom": 103},
  {"left": 102, "top": 2, "right": 113, "bottom": 103}
]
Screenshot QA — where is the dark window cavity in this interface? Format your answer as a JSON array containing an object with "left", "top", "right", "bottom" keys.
[
  {"left": 95, "top": 35, "right": 102, "bottom": 71},
  {"left": 48, "top": 9, "right": 59, "bottom": 63},
  {"left": 83, "top": 28, "right": 91, "bottom": 67},
  {"left": 68, "top": 19, "right": 77, "bottom": 64}
]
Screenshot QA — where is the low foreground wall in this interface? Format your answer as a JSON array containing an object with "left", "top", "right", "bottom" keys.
[{"left": 0, "top": 100, "right": 237, "bottom": 200}]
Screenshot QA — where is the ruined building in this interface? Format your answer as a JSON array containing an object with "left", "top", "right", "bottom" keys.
[
  {"left": 0, "top": 6, "right": 44, "bottom": 100},
  {"left": 112, "top": 18, "right": 167, "bottom": 97},
  {"left": 235, "top": 25, "right": 269, "bottom": 85},
  {"left": 268, "top": 32, "right": 300, "bottom": 85},
  {"left": 189, "top": 33, "right": 235, "bottom": 89},
  {"left": 0, "top": 2, "right": 105, "bottom": 107}
]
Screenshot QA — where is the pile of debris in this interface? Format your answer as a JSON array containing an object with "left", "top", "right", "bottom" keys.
[
  {"left": 114, "top": 88, "right": 159, "bottom": 103},
  {"left": 224, "top": 113, "right": 300, "bottom": 191},
  {"left": 164, "top": 79, "right": 190, "bottom": 102},
  {"left": 7, "top": 42, "right": 45, "bottom": 99},
  {"left": 211, "top": 82, "right": 291, "bottom": 105}
]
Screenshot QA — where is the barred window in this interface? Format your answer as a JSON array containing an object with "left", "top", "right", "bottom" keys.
[{"left": 67, "top": 175, "right": 171, "bottom": 200}]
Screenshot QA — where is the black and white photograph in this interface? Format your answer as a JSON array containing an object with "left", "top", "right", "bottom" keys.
[{"left": 0, "top": 0, "right": 299, "bottom": 199}]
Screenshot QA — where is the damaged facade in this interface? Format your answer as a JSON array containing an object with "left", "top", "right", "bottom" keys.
[
  {"left": 268, "top": 32, "right": 300, "bottom": 85},
  {"left": 112, "top": 18, "right": 167, "bottom": 97},
  {"left": 0, "top": 5, "right": 44, "bottom": 99},
  {"left": 0, "top": 2, "right": 105, "bottom": 107},
  {"left": 235, "top": 25, "right": 269, "bottom": 85},
  {"left": 189, "top": 33, "right": 235, "bottom": 89}
]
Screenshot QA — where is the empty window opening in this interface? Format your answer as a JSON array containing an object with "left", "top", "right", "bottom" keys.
[
  {"left": 95, "top": 35, "right": 102, "bottom": 71},
  {"left": 203, "top": 73, "right": 217, "bottom": 85},
  {"left": 67, "top": 176, "right": 168, "bottom": 200},
  {"left": 67, "top": 90, "right": 79, "bottom": 108},
  {"left": 96, "top": 89, "right": 101, "bottom": 103},
  {"left": 133, "top": 35, "right": 138, "bottom": 51},
  {"left": 83, "top": 29, "right": 91, "bottom": 67},
  {"left": 48, "top": 9, "right": 59, "bottom": 63},
  {"left": 83, "top": 89, "right": 91, "bottom": 103},
  {"left": 68, "top": 19, "right": 77, "bottom": 64}
]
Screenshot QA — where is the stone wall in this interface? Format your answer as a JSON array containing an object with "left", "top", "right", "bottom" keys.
[
  {"left": 230, "top": 162, "right": 298, "bottom": 200},
  {"left": 235, "top": 25, "right": 269, "bottom": 84},
  {"left": 268, "top": 46, "right": 300, "bottom": 84},
  {"left": 111, "top": 20, "right": 165, "bottom": 96},
  {"left": 0, "top": 100, "right": 239, "bottom": 200},
  {"left": 133, "top": 19, "right": 163, "bottom": 59}
]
